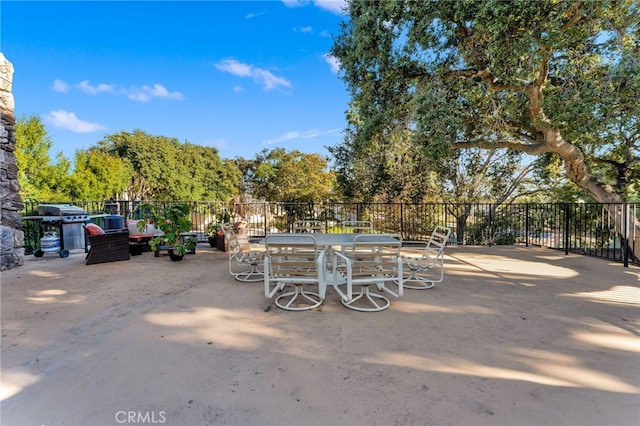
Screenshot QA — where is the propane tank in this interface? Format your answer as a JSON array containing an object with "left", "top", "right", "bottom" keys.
[{"left": 40, "top": 231, "right": 61, "bottom": 253}]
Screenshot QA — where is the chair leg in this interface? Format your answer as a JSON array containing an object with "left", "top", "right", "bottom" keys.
[
  {"left": 275, "top": 284, "right": 323, "bottom": 311},
  {"left": 341, "top": 285, "right": 390, "bottom": 312},
  {"left": 399, "top": 262, "right": 444, "bottom": 290},
  {"left": 235, "top": 264, "right": 263, "bottom": 282},
  {"left": 401, "top": 267, "right": 436, "bottom": 289},
  {"left": 230, "top": 259, "right": 264, "bottom": 282}
]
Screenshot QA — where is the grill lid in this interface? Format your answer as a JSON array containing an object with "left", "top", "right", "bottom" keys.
[
  {"left": 38, "top": 204, "right": 88, "bottom": 216},
  {"left": 38, "top": 204, "right": 90, "bottom": 222}
]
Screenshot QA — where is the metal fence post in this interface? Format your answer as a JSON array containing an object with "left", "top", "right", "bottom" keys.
[
  {"left": 623, "top": 202, "right": 629, "bottom": 268},
  {"left": 564, "top": 203, "right": 570, "bottom": 255},
  {"left": 400, "top": 203, "right": 404, "bottom": 238},
  {"left": 525, "top": 203, "right": 529, "bottom": 247}
]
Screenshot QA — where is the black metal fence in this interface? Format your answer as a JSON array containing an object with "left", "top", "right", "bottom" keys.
[{"left": 21, "top": 200, "right": 638, "bottom": 266}]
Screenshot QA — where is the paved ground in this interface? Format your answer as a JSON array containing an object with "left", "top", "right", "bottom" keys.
[{"left": 1, "top": 245, "right": 639, "bottom": 426}]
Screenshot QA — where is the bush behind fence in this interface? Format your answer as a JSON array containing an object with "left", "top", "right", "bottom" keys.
[{"left": 21, "top": 200, "right": 638, "bottom": 265}]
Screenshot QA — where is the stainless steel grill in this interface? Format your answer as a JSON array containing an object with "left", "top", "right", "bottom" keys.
[
  {"left": 37, "top": 204, "right": 90, "bottom": 223},
  {"left": 24, "top": 204, "right": 92, "bottom": 256}
]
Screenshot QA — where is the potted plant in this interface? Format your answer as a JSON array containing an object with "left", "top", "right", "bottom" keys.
[
  {"left": 206, "top": 222, "right": 219, "bottom": 248},
  {"left": 137, "top": 203, "right": 198, "bottom": 261},
  {"left": 206, "top": 210, "right": 230, "bottom": 250}
]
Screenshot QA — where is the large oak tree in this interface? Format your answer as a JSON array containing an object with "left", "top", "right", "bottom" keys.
[{"left": 332, "top": 0, "right": 639, "bottom": 253}]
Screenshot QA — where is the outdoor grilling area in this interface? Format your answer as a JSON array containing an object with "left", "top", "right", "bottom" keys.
[
  {"left": 22, "top": 204, "right": 91, "bottom": 258},
  {"left": 22, "top": 204, "right": 126, "bottom": 259}
]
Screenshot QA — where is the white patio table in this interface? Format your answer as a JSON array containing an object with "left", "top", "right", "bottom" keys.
[
  {"left": 261, "top": 233, "right": 402, "bottom": 288},
  {"left": 260, "top": 233, "right": 401, "bottom": 252}
]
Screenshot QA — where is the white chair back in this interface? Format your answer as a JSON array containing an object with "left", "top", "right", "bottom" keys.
[
  {"left": 263, "top": 234, "right": 326, "bottom": 311},
  {"left": 401, "top": 225, "right": 451, "bottom": 289},
  {"left": 293, "top": 220, "right": 324, "bottom": 233},
  {"left": 222, "top": 222, "right": 264, "bottom": 282},
  {"left": 341, "top": 220, "right": 374, "bottom": 234},
  {"left": 332, "top": 234, "right": 403, "bottom": 312}
]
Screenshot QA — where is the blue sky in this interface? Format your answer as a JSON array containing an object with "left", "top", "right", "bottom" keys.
[{"left": 1, "top": 0, "right": 349, "bottom": 163}]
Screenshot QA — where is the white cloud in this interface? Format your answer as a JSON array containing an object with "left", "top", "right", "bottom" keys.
[
  {"left": 215, "top": 59, "right": 292, "bottom": 91},
  {"left": 246, "top": 11, "right": 265, "bottom": 19},
  {"left": 263, "top": 131, "right": 301, "bottom": 145},
  {"left": 77, "top": 80, "right": 114, "bottom": 94},
  {"left": 263, "top": 128, "right": 340, "bottom": 145},
  {"left": 127, "top": 84, "right": 184, "bottom": 103},
  {"left": 44, "top": 110, "right": 106, "bottom": 133},
  {"left": 215, "top": 59, "right": 253, "bottom": 77},
  {"left": 324, "top": 54, "right": 341, "bottom": 74},
  {"left": 52, "top": 79, "right": 69, "bottom": 93},
  {"left": 281, "top": 0, "right": 347, "bottom": 15},
  {"left": 294, "top": 26, "right": 313, "bottom": 33},
  {"left": 305, "top": 127, "right": 341, "bottom": 138},
  {"left": 254, "top": 68, "right": 292, "bottom": 90},
  {"left": 53, "top": 79, "right": 182, "bottom": 103},
  {"left": 314, "top": 0, "right": 347, "bottom": 15},
  {"left": 281, "top": 0, "right": 308, "bottom": 8},
  {"left": 233, "top": 86, "right": 244, "bottom": 93}
]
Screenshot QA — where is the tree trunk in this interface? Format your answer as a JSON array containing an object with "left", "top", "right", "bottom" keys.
[{"left": 538, "top": 121, "right": 639, "bottom": 261}]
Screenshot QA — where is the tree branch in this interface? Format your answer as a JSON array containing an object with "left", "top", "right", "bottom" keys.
[{"left": 451, "top": 139, "right": 550, "bottom": 155}]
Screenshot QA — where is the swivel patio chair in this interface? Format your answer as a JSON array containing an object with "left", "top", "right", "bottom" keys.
[
  {"left": 221, "top": 222, "right": 265, "bottom": 282},
  {"left": 341, "top": 220, "right": 374, "bottom": 234},
  {"left": 332, "top": 234, "right": 403, "bottom": 312},
  {"left": 399, "top": 225, "right": 451, "bottom": 289},
  {"left": 263, "top": 234, "right": 327, "bottom": 311},
  {"left": 293, "top": 220, "right": 324, "bottom": 233}
]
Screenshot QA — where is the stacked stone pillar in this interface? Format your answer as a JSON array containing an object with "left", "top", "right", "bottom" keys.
[{"left": 0, "top": 53, "right": 24, "bottom": 270}]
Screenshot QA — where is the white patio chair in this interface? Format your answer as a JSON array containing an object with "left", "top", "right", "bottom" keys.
[
  {"left": 293, "top": 220, "right": 324, "bottom": 233},
  {"left": 341, "top": 220, "right": 374, "bottom": 234},
  {"left": 222, "top": 222, "right": 264, "bottom": 282},
  {"left": 399, "top": 225, "right": 452, "bottom": 289},
  {"left": 263, "top": 234, "right": 327, "bottom": 311},
  {"left": 332, "top": 234, "right": 403, "bottom": 312}
]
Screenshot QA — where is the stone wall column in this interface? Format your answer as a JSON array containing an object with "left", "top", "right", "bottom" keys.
[{"left": 1, "top": 53, "right": 24, "bottom": 270}]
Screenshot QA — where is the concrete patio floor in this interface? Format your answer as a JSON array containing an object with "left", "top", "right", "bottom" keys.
[{"left": 1, "top": 245, "right": 639, "bottom": 426}]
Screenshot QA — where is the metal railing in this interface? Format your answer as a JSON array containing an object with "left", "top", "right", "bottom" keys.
[{"left": 21, "top": 200, "right": 638, "bottom": 266}]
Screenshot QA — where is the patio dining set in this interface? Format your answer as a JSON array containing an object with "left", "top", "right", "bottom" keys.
[{"left": 222, "top": 220, "right": 452, "bottom": 312}]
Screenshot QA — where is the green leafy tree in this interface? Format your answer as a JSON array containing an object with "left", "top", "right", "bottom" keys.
[
  {"left": 332, "top": 0, "right": 640, "bottom": 252},
  {"left": 15, "top": 115, "right": 72, "bottom": 201},
  {"left": 248, "top": 148, "right": 336, "bottom": 202},
  {"left": 178, "top": 143, "right": 242, "bottom": 201},
  {"left": 331, "top": 105, "right": 538, "bottom": 204},
  {"left": 97, "top": 130, "right": 241, "bottom": 201},
  {"left": 68, "top": 148, "right": 134, "bottom": 200}
]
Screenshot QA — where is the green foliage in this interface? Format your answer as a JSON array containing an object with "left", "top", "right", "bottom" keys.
[
  {"left": 16, "top": 119, "right": 244, "bottom": 203},
  {"left": 206, "top": 209, "right": 231, "bottom": 236},
  {"left": 69, "top": 148, "right": 134, "bottom": 200},
  {"left": 97, "top": 130, "right": 242, "bottom": 201},
  {"left": 332, "top": 0, "right": 639, "bottom": 203},
  {"left": 137, "top": 202, "right": 197, "bottom": 256},
  {"left": 15, "top": 115, "right": 72, "bottom": 201},
  {"left": 246, "top": 148, "right": 337, "bottom": 203}
]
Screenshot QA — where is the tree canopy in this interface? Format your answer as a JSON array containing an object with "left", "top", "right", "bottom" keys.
[
  {"left": 96, "top": 130, "right": 241, "bottom": 201},
  {"left": 331, "top": 0, "right": 639, "bottom": 205},
  {"left": 68, "top": 148, "right": 134, "bottom": 200},
  {"left": 15, "top": 115, "right": 71, "bottom": 201},
  {"left": 15, "top": 121, "right": 243, "bottom": 202},
  {"left": 246, "top": 148, "right": 337, "bottom": 203}
]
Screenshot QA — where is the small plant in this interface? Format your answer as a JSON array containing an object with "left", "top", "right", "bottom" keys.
[
  {"left": 273, "top": 218, "right": 288, "bottom": 232},
  {"left": 207, "top": 210, "right": 231, "bottom": 236},
  {"left": 137, "top": 203, "right": 198, "bottom": 256}
]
